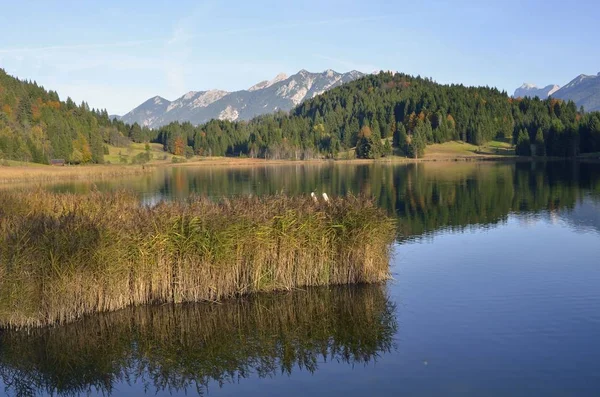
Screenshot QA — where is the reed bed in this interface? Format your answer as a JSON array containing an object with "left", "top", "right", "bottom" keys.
[
  {"left": 0, "top": 164, "right": 152, "bottom": 184},
  {"left": 0, "top": 190, "right": 395, "bottom": 329}
]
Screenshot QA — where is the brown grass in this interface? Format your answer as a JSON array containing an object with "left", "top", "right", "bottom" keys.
[
  {"left": 0, "top": 164, "right": 152, "bottom": 184},
  {"left": 0, "top": 191, "right": 395, "bottom": 328}
]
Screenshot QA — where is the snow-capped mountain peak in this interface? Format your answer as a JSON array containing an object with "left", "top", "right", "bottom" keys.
[
  {"left": 520, "top": 83, "right": 537, "bottom": 89},
  {"left": 120, "top": 69, "right": 364, "bottom": 128},
  {"left": 248, "top": 72, "right": 289, "bottom": 92},
  {"left": 164, "top": 90, "right": 230, "bottom": 113},
  {"left": 547, "top": 84, "right": 560, "bottom": 96},
  {"left": 191, "top": 90, "right": 229, "bottom": 109},
  {"left": 183, "top": 91, "right": 198, "bottom": 100},
  {"left": 563, "top": 74, "right": 593, "bottom": 89},
  {"left": 513, "top": 72, "right": 600, "bottom": 112},
  {"left": 552, "top": 73, "right": 600, "bottom": 111},
  {"left": 269, "top": 73, "right": 288, "bottom": 85},
  {"left": 514, "top": 83, "right": 561, "bottom": 99}
]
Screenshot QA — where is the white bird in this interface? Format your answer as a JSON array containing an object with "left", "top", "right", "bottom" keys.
[
  {"left": 322, "top": 192, "right": 330, "bottom": 203},
  {"left": 311, "top": 192, "right": 318, "bottom": 202}
]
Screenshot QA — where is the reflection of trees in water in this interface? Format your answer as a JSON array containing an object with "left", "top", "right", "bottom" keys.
[
  {"left": 395, "top": 162, "right": 600, "bottom": 240},
  {"left": 152, "top": 162, "right": 600, "bottom": 239},
  {"left": 45, "top": 162, "right": 600, "bottom": 241},
  {"left": 0, "top": 285, "right": 396, "bottom": 396}
]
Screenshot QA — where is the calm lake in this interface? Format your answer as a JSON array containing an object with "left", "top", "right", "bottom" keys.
[{"left": 1, "top": 161, "right": 600, "bottom": 396}]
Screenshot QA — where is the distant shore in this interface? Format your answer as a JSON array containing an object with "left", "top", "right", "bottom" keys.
[
  {"left": 3, "top": 143, "right": 597, "bottom": 184},
  {"left": 0, "top": 155, "right": 512, "bottom": 183}
]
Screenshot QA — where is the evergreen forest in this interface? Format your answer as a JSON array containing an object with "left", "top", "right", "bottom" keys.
[{"left": 2, "top": 68, "right": 600, "bottom": 164}]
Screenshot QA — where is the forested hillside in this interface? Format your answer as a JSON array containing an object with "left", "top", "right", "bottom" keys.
[
  {"left": 153, "top": 72, "right": 600, "bottom": 159},
  {"left": 2, "top": 69, "right": 600, "bottom": 164},
  {"left": 0, "top": 69, "right": 149, "bottom": 164}
]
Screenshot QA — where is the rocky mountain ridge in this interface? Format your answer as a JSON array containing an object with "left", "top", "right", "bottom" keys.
[
  {"left": 514, "top": 72, "right": 600, "bottom": 111},
  {"left": 119, "top": 69, "right": 364, "bottom": 128}
]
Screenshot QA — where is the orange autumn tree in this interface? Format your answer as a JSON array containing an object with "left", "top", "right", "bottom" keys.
[
  {"left": 173, "top": 136, "right": 185, "bottom": 156},
  {"left": 31, "top": 98, "right": 43, "bottom": 121},
  {"left": 1, "top": 104, "right": 11, "bottom": 118},
  {"left": 406, "top": 112, "right": 418, "bottom": 131},
  {"left": 358, "top": 125, "right": 372, "bottom": 138}
]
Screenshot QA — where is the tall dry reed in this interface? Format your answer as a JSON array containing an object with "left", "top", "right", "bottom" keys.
[
  {"left": 0, "top": 190, "right": 395, "bottom": 328},
  {"left": 0, "top": 164, "right": 152, "bottom": 184}
]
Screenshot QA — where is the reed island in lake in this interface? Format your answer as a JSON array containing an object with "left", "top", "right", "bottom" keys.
[{"left": 0, "top": 191, "right": 395, "bottom": 329}]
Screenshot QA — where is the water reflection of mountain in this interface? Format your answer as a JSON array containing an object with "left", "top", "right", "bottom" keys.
[
  {"left": 45, "top": 161, "right": 600, "bottom": 241},
  {"left": 0, "top": 285, "right": 396, "bottom": 397}
]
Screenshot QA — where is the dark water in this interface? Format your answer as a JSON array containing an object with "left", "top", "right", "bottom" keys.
[{"left": 2, "top": 161, "right": 600, "bottom": 396}]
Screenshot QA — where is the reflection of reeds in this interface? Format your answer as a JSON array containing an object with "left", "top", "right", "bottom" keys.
[
  {"left": 0, "top": 191, "right": 395, "bottom": 329},
  {"left": 0, "top": 285, "right": 396, "bottom": 396}
]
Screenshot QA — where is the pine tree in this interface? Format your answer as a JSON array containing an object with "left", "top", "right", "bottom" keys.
[
  {"left": 383, "top": 139, "right": 392, "bottom": 156},
  {"left": 407, "top": 120, "right": 427, "bottom": 159},
  {"left": 129, "top": 123, "right": 144, "bottom": 143},
  {"left": 393, "top": 124, "right": 408, "bottom": 149},
  {"left": 516, "top": 129, "right": 531, "bottom": 156},
  {"left": 535, "top": 128, "right": 545, "bottom": 156}
]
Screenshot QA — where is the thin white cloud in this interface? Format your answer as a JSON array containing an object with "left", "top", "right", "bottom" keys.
[
  {"left": 0, "top": 12, "right": 396, "bottom": 114},
  {"left": 161, "top": 10, "right": 199, "bottom": 98},
  {"left": 0, "top": 39, "right": 159, "bottom": 54},
  {"left": 0, "top": 15, "right": 394, "bottom": 55},
  {"left": 34, "top": 54, "right": 168, "bottom": 74}
]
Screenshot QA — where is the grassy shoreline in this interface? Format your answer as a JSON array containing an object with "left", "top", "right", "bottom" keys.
[
  {"left": 0, "top": 154, "right": 510, "bottom": 184},
  {"left": 0, "top": 191, "right": 395, "bottom": 329},
  {"left": 5, "top": 138, "right": 595, "bottom": 184},
  {"left": 0, "top": 163, "right": 153, "bottom": 184}
]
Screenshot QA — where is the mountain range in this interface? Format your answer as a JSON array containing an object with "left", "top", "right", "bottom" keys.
[
  {"left": 119, "top": 69, "right": 364, "bottom": 129},
  {"left": 120, "top": 69, "right": 600, "bottom": 129},
  {"left": 513, "top": 72, "right": 600, "bottom": 111}
]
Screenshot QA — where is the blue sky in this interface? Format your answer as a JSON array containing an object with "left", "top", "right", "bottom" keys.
[{"left": 0, "top": 0, "right": 598, "bottom": 115}]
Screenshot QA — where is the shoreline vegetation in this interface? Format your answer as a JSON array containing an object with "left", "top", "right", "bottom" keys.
[
  {"left": 0, "top": 162, "right": 153, "bottom": 184},
  {"left": 0, "top": 191, "right": 395, "bottom": 329},
  {"left": 1, "top": 142, "right": 597, "bottom": 185},
  {"left": 0, "top": 140, "right": 546, "bottom": 184}
]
